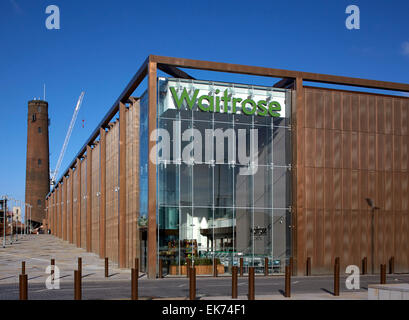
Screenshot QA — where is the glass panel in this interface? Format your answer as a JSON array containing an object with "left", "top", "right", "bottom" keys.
[
  {"left": 159, "top": 207, "right": 179, "bottom": 276},
  {"left": 158, "top": 164, "right": 178, "bottom": 207},
  {"left": 234, "top": 166, "right": 253, "bottom": 208},
  {"left": 193, "top": 164, "right": 212, "bottom": 207},
  {"left": 214, "top": 164, "right": 233, "bottom": 208},
  {"left": 253, "top": 165, "right": 272, "bottom": 208}
]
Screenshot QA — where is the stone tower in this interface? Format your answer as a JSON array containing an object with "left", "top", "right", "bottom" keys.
[{"left": 25, "top": 100, "right": 50, "bottom": 227}]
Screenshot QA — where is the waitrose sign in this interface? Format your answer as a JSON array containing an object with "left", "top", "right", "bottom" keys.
[{"left": 159, "top": 78, "right": 288, "bottom": 118}]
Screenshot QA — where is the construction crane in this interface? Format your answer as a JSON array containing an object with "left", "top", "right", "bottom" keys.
[{"left": 50, "top": 91, "right": 85, "bottom": 186}]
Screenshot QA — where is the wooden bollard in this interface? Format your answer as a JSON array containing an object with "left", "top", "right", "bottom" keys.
[
  {"left": 19, "top": 274, "right": 28, "bottom": 300},
  {"left": 189, "top": 267, "right": 196, "bottom": 300},
  {"left": 213, "top": 258, "right": 218, "bottom": 277},
  {"left": 284, "top": 265, "right": 291, "bottom": 297},
  {"left": 159, "top": 259, "right": 163, "bottom": 278},
  {"left": 306, "top": 257, "right": 311, "bottom": 276},
  {"left": 264, "top": 257, "right": 269, "bottom": 276},
  {"left": 21, "top": 261, "right": 25, "bottom": 275},
  {"left": 78, "top": 257, "right": 82, "bottom": 278},
  {"left": 232, "top": 266, "right": 238, "bottom": 299},
  {"left": 131, "top": 268, "right": 138, "bottom": 300},
  {"left": 334, "top": 258, "right": 340, "bottom": 296},
  {"left": 248, "top": 267, "right": 255, "bottom": 300},
  {"left": 380, "top": 264, "right": 386, "bottom": 284},
  {"left": 74, "top": 270, "right": 81, "bottom": 300},
  {"left": 389, "top": 257, "right": 394, "bottom": 274},
  {"left": 240, "top": 258, "right": 244, "bottom": 277},
  {"left": 362, "top": 257, "right": 367, "bottom": 275},
  {"left": 105, "top": 257, "right": 109, "bottom": 277}
]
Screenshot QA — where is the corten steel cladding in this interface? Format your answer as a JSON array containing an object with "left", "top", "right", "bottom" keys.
[
  {"left": 25, "top": 100, "right": 50, "bottom": 225},
  {"left": 264, "top": 257, "right": 269, "bottom": 276},
  {"left": 74, "top": 270, "right": 81, "bottom": 300},
  {"left": 105, "top": 257, "right": 109, "bottom": 277},
  {"left": 131, "top": 268, "right": 138, "bottom": 300},
  {"left": 22, "top": 261, "right": 25, "bottom": 275},
  {"left": 334, "top": 258, "right": 340, "bottom": 296},
  {"left": 248, "top": 267, "right": 255, "bottom": 300},
  {"left": 380, "top": 264, "right": 387, "bottom": 284},
  {"left": 19, "top": 274, "right": 28, "bottom": 300},
  {"left": 306, "top": 257, "right": 311, "bottom": 276},
  {"left": 284, "top": 266, "right": 291, "bottom": 298},
  {"left": 389, "top": 257, "right": 395, "bottom": 274},
  {"left": 232, "top": 266, "right": 238, "bottom": 299},
  {"left": 362, "top": 257, "right": 368, "bottom": 275},
  {"left": 213, "top": 258, "right": 218, "bottom": 277},
  {"left": 240, "top": 258, "right": 244, "bottom": 277}
]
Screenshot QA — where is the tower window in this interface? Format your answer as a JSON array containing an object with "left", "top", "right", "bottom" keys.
[
  {"left": 37, "top": 199, "right": 42, "bottom": 206},
  {"left": 38, "top": 106, "right": 42, "bottom": 112},
  {"left": 32, "top": 114, "right": 36, "bottom": 122},
  {"left": 38, "top": 127, "right": 42, "bottom": 133},
  {"left": 38, "top": 159, "right": 42, "bottom": 166}
]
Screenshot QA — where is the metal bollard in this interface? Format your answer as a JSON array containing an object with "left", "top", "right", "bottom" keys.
[
  {"left": 186, "top": 258, "right": 191, "bottom": 278},
  {"left": 284, "top": 265, "right": 291, "bottom": 298},
  {"left": 105, "top": 257, "right": 109, "bottom": 278},
  {"left": 380, "top": 264, "right": 386, "bottom": 284},
  {"left": 289, "top": 257, "right": 294, "bottom": 276},
  {"left": 74, "top": 270, "right": 81, "bottom": 300},
  {"left": 213, "top": 258, "right": 218, "bottom": 277},
  {"left": 240, "top": 258, "right": 244, "bottom": 277},
  {"left": 389, "top": 257, "right": 394, "bottom": 274},
  {"left": 264, "top": 257, "right": 269, "bottom": 276},
  {"left": 19, "top": 274, "right": 28, "bottom": 300},
  {"left": 159, "top": 259, "right": 163, "bottom": 279},
  {"left": 362, "top": 257, "right": 367, "bottom": 275},
  {"left": 334, "top": 258, "right": 340, "bottom": 296},
  {"left": 232, "top": 266, "right": 238, "bottom": 299},
  {"left": 135, "top": 258, "right": 139, "bottom": 269},
  {"left": 22, "top": 261, "right": 25, "bottom": 275},
  {"left": 78, "top": 257, "right": 82, "bottom": 278},
  {"left": 189, "top": 267, "right": 196, "bottom": 300},
  {"left": 306, "top": 257, "right": 311, "bottom": 276},
  {"left": 248, "top": 267, "right": 255, "bottom": 300},
  {"left": 131, "top": 268, "right": 138, "bottom": 300},
  {"left": 51, "top": 259, "right": 55, "bottom": 281}
]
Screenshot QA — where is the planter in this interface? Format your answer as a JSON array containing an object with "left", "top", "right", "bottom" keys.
[{"left": 169, "top": 264, "right": 225, "bottom": 275}]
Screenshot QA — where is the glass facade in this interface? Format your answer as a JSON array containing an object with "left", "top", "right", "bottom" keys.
[{"left": 155, "top": 78, "right": 292, "bottom": 275}]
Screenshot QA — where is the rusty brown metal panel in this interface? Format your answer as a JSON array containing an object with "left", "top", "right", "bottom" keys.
[
  {"left": 384, "top": 98, "right": 393, "bottom": 135},
  {"left": 368, "top": 134, "right": 376, "bottom": 171},
  {"left": 332, "top": 131, "right": 341, "bottom": 169},
  {"left": 62, "top": 176, "right": 67, "bottom": 241},
  {"left": 323, "top": 90, "right": 333, "bottom": 130},
  {"left": 359, "top": 133, "right": 368, "bottom": 170},
  {"left": 376, "top": 97, "right": 385, "bottom": 134},
  {"left": 351, "top": 171, "right": 359, "bottom": 210},
  {"left": 401, "top": 99, "right": 408, "bottom": 136},
  {"left": 323, "top": 209, "right": 332, "bottom": 270},
  {"left": 72, "top": 168, "right": 77, "bottom": 245},
  {"left": 351, "top": 132, "right": 359, "bottom": 169},
  {"left": 368, "top": 96, "right": 376, "bottom": 133},
  {"left": 304, "top": 128, "right": 315, "bottom": 167},
  {"left": 315, "top": 129, "right": 324, "bottom": 168},
  {"left": 393, "top": 98, "right": 401, "bottom": 136},
  {"left": 86, "top": 145, "right": 92, "bottom": 252},
  {"left": 359, "top": 95, "right": 368, "bottom": 132},
  {"left": 147, "top": 61, "right": 157, "bottom": 278},
  {"left": 76, "top": 158, "right": 81, "bottom": 247},
  {"left": 119, "top": 102, "right": 127, "bottom": 268},
  {"left": 333, "top": 92, "right": 341, "bottom": 131},
  {"left": 342, "top": 93, "right": 352, "bottom": 132},
  {"left": 69, "top": 168, "right": 73, "bottom": 243},
  {"left": 91, "top": 143, "right": 100, "bottom": 255},
  {"left": 99, "top": 128, "right": 106, "bottom": 258},
  {"left": 342, "top": 132, "right": 351, "bottom": 169},
  {"left": 333, "top": 169, "right": 342, "bottom": 210},
  {"left": 58, "top": 185, "right": 61, "bottom": 238},
  {"left": 350, "top": 210, "right": 359, "bottom": 265},
  {"left": 315, "top": 168, "right": 324, "bottom": 210},
  {"left": 393, "top": 135, "right": 401, "bottom": 171},
  {"left": 351, "top": 95, "right": 359, "bottom": 132},
  {"left": 305, "top": 209, "right": 314, "bottom": 270},
  {"left": 305, "top": 167, "right": 315, "bottom": 210},
  {"left": 315, "top": 209, "right": 324, "bottom": 273},
  {"left": 81, "top": 159, "right": 87, "bottom": 249},
  {"left": 315, "top": 90, "right": 324, "bottom": 129},
  {"left": 385, "top": 134, "right": 393, "bottom": 172}
]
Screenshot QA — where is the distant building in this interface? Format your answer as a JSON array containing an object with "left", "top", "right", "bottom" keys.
[{"left": 12, "top": 206, "right": 22, "bottom": 222}]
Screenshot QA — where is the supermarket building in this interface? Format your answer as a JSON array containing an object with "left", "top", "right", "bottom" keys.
[{"left": 45, "top": 55, "right": 409, "bottom": 278}]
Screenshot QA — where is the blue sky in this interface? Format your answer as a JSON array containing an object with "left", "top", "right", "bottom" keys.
[{"left": 0, "top": 0, "right": 408, "bottom": 213}]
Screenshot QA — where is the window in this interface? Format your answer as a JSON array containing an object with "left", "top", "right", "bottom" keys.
[
  {"left": 38, "top": 106, "right": 42, "bottom": 112},
  {"left": 38, "top": 159, "right": 42, "bottom": 166},
  {"left": 32, "top": 113, "right": 36, "bottom": 122},
  {"left": 37, "top": 199, "right": 41, "bottom": 206},
  {"left": 38, "top": 127, "right": 42, "bottom": 133}
]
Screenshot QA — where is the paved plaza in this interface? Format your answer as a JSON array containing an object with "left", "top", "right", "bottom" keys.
[{"left": 1, "top": 235, "right": 409, "bottom": 300}]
